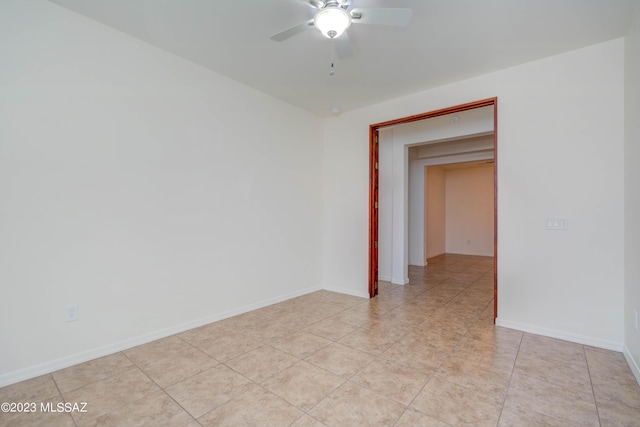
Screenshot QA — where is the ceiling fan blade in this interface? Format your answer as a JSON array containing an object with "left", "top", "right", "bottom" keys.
[
  {"left": 350, "top": 8, "right": 413, "bottom": 27},
  {"left": 335, "top": 32, "right": 353, "bottom": 58},
  {"left": 270, "top": 19, "right": 314, "bottom": 42},
  {"left": 307, "top": 0, "right": 323, "bottom": 8}
]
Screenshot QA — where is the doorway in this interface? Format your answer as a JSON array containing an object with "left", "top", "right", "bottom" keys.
[{"left": 368, "top": 98, "right": 498, "bottom": 320}]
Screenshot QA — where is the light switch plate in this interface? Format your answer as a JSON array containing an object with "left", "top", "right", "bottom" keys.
[{"left": 544, "top": 217, "right": 568, "bottom": 230}]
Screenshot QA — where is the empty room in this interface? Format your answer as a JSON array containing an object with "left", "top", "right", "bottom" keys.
[{"left": 1, "top": 0, "right": 640, "bottom": 426}]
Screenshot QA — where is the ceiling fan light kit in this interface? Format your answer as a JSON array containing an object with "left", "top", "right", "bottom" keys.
[
  {"left": 270, "top": 1, "right": 413, "bottom": 57},
  {"left": 314, "top": 6, "right": 352, "bottom": 38}
]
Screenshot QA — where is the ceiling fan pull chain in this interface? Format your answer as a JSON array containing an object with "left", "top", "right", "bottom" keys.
[{"left": 329, "top": 38, "right": 336, "bottom": 76}]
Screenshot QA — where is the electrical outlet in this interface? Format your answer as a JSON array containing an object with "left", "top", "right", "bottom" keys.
[{"left": 65, "top": 304, "right": 79, "bottom": 322}]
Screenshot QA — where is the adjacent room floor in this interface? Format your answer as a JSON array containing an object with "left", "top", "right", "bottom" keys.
[{"left": 1, "top": 254, "right": 639, "bottom": 426}]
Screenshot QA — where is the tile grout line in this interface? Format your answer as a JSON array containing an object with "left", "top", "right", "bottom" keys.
[
  {"left": 584, "top": 346, "right": 603, "bottom": 426},
  {"left": 495, "top": 327, "right": 525, "bottom": 426},
  {"left": 49, "top": 373, "right": 79, "bottom": 427}
]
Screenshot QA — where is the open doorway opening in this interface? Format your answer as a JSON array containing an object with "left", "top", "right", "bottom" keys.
[
  {"left": 423, "top": 160, "right": 495, "bottom": 262},
  {"left": 368, "top": 98, "right": 498, "bottom": 320}
]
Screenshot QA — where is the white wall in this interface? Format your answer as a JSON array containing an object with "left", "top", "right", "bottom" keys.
[
  {"left": 323, "top": 38, "right": 625, "bottom": 349},
  {"left": 426, "top": 167, "right": 446, "bottom": 259},
  {"left": 0, "top": 0, "right": 324, "bottom": 386},
  {"left": 377, "top": 128, "right": 394, "bottom": 281},
  {"left": 445, "top": 165, "right": 494, "bottom": 256},
  {"left": 624, "top": 5, "right": 640, "bottom": 382},
  {"left": 391, "top": 132, "right": 409, "bottom": 284}
]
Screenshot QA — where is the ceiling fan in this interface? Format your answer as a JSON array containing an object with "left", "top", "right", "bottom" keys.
[{"left": 270, "top": 0, "right": 413, "bottom": 58}]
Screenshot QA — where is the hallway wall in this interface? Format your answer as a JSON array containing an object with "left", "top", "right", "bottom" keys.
[
  {"left": 624, "top": 4, "right": 640, "bottom": 381},
  {"left": 445, "top": 165, "right": 494, "bottom": 256},
  {"left": 426, "top": 167, "right": 446, "bottom": 259}
]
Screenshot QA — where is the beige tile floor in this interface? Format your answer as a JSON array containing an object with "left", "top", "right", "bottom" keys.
[{"left": 2, "top": 254, "right": 640, "bottom": 426}]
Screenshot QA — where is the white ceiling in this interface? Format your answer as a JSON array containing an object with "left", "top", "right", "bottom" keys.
[{"left": 48, "top": 0, "right": 638, "bottom": 117}]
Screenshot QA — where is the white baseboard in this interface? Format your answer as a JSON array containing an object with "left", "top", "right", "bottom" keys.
[
  {"left": 0, "top": 286, "right": 322, "bottom": 388},
  {"left": 376, "top": 275, "right": 410, "bottom": 285},
  {"left": 495, "top": 318, "right": 624, "bottom": 352},
  {"left": 623, "top": 345, "right": 640, "bottom": 386},
  {"left": 426, "top": 251, "right": 446, "bottom": 259},
  {"left": 322, "top": 284, "right": 369, "bottom": 299},
  {"left": 445, "top": 250, "right": 493, "bottom": 257}
]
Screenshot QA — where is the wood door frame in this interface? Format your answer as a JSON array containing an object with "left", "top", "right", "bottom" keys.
[{"left": 368, "top": 97, "right": 498, "bottom": 320}]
